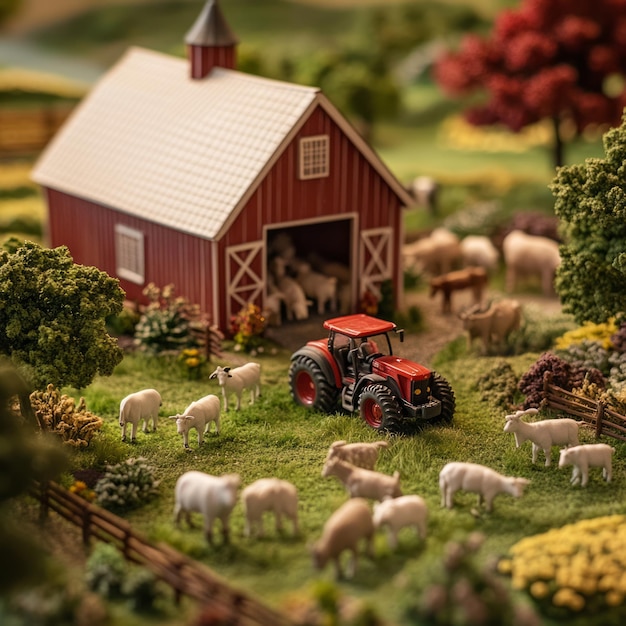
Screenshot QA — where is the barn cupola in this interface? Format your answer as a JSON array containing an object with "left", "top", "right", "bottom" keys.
[{"left": 185, "top": 0, "right": 239, "bottom": 79}]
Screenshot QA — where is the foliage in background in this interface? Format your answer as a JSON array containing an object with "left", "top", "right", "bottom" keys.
[
  {"left": 498, "top": 515, "right": 626, "bottom": 621},
  {"left": 0, "top": 362, "right": 68, "bottom": 595},
  {"left": 405, "top": 532, "right": 540, "bottom": 625},
  {"left": 518, "top": 351, "right": 605, "bottom": 409},
  {"left": 94, "top": 457, "right": 160, "bottom": 511},
  {"left": 0, "top": 240, "right": 124, "bottom": 390},
  {"left": 552, "top": 111, "right": 626, "bottom": 324},
  {"left": 229, "top": 303, "right": 267, "bottom": 353},
  {"left": 434, "top": 0, "right": 626, "bottom": 168},
  {"left": 177, "top": 347, "right": 206, "bottom": 380},
  {"left": 476, "top": 360, "right": 522, "bottom": 410},
  {"left": 133, "top": 283, "right": 208, "bottom": 356},
  {"left": 506, "top": 306, "right": 576, "bottom": 355},
  {"left": 30, "top": 384, "right": 103, "bottom": 447}
]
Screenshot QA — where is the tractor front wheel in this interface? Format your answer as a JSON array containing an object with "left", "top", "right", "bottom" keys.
[
  {"left": 430, "top": 371, "right": 455, "bottom": 424},
  {"left": 289, "top": 355, "right": 338, "bottom": 413},
  {"left": 358, "top": 384, "right": 403, "bottom": 433}
]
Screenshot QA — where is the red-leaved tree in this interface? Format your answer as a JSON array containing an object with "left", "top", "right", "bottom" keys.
[{"left": 434, "top": 0, "right": 626, "bottom": 168}]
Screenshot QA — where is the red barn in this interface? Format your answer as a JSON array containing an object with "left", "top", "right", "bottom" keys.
[{"left": 32, "top": 0, "right": 413, "bottom": 332}]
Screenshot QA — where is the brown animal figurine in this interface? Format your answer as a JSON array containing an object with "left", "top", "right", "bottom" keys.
[{"left": 429, "top": 266, "right": 487, "bottom": 314}]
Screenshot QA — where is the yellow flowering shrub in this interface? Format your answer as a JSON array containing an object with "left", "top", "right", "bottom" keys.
[
  {"left": 555, "top": 319, "right": 618, "bottom": 350},
  {"left": 498, "top": 515, "right": 626, "bottom": 618}
]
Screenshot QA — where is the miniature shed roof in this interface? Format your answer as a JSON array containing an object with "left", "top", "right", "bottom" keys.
[{"left": 32, "top": 46, "right": 412, "bottom": 241}]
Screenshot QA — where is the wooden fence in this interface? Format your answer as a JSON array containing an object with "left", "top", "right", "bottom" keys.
[
  {"left": 0, "top": 105, "right": 74, "bottom": 155},
  {"left": 542, "top": 371, "right": 626, "bottom": 441},
  {"left": 31, "top": 480, "right": 294, "bottom": 626}
]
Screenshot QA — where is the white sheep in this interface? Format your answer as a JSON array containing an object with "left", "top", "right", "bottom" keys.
[
  {"left": 402, "top": 227, "right": 462, "bottom": 276},
  {"left": 241, "top": 478, "right": 299, "bottom": 538},
  {"left": 372, "top": 495, "right": 428, "bottom": 549},
  {"left": 322, "top": 457, "right": 402, "bottom": 501},
  {"left": 295, "top": 261, "right": 338, "bottom": 315},
  {"left": 269, "top": 256, "right": 312, "bottom": 321},
  {"left": 558, "top": 444, "right": 615, "bottom": 487},
  {"left": 311, "top": 497, "right": 375, "bottom": 579},
  {"left": 209, "top": 362, "right": 261, "bottom": 411},
  {"left": 502, "top": 230, "right": 561, "bottom": 296},
  {"left": 439, "top": 462, "right": 530, "bottom": 512},
  {"left": 173, "top": 470, "right": 241, "bottom": 544},
  {"left": 325, "top": 440, "right": 389, "bottom": 471},
  {"left": 460, "top": 235, "right": 500, "bottom": 272},
  {"left": 168, "top": 394, "right": 221, "bottom": 449},
  {"left": 119, "top": 388, "right": 162, "bottom": 442},
  {"left": 503, "top": 408, "right": 579, "bottom": 466}
]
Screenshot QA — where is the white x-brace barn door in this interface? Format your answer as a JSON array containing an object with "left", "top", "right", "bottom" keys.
[
  {"left": 225, "top": 240, "right": 264, "bottom": 322},
  {"left": 359, "top": 227, "right": 393, "bottom": 299}
]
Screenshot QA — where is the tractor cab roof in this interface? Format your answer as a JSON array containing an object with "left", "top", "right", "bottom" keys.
[{"left": 323, "top": 314, "right": 397, "bottom": 339}]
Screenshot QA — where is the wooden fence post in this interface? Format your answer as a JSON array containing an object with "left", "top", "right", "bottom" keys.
[
  {"left": 38, "top": 481, "right": 49, "bottom": 522},
  {"left": 595, "top": 400, "right": 605, "bottom": 439},
  {"left": 82, "top": 506, "right": 92, "bottom": 545},
  {"left": 206, "top": 324, "right": 224, "bottom": 361}
]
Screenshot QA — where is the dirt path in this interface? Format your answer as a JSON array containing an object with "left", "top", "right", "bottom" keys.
[{"left": 265, "top": 288, "right": 563, "bottom": 367}]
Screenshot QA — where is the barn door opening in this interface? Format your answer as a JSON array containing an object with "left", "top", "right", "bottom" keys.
[{"left": 266, "top": 218, "right": 354, "bottom": 320}]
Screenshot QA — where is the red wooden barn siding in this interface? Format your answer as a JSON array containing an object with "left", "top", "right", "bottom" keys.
[
  {"left": 44, "top": 188, "right": 216, "bottom": 318},
  {"left": 218, "top": 105, "right": 404, "bottom": 326}
]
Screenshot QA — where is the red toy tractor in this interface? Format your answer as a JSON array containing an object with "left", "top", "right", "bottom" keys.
[{"left": 288, "top": 313, "right": 455, "bottom": 433}]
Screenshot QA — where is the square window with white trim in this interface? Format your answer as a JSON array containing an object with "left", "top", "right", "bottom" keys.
[
  {"left": 115, "top": 224, "right": 145, "bottom": 284},
  {"left": 299, "top": 135, "right": 329, "bottom": 179}
]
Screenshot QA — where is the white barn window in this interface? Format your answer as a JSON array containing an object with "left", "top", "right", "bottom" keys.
[
  {"left": 299, "top": 135, "right": 329, "bottom": 179},
  {"left": 115, "top": 224, "right": 145, "bottom": 284}
]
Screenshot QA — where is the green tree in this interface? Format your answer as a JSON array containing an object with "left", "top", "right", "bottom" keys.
[
  {"left": 0, "top": 240, "right": 124, "bottom": 390},
  {"left": 551, "top": 112, "right": 626, "bottom": 323}
]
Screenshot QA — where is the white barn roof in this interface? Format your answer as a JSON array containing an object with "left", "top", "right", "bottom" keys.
[{"left": 33, "top": 46, "right": 412, "bottom": 241}]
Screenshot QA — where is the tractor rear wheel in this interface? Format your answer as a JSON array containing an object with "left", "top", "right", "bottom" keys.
[
  {"left": 358, "top": 384, "right": 403, "bottom": 432},
  {"left": 289, "top": 355, "right": 338, "bottom": 413},
  {"left": 430, "top": 371, "right": 455, "bottom": 423}
]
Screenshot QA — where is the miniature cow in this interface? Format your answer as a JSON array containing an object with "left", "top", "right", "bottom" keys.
[
  {"left": 558, "top": 444, "right": 615, "bottom": 487},
  {"left": 402, "top": 227, "right": 462, "bottom": 276},
  {"left": 241, "top": 477, "right": 299, "bottom": 538},
  {"left": 311, "top": 497, "right": 375, "bottom": 579},
  {"left": 294, "top": 261, "right": 338, "bottom": 315},
  {"left": 504, "top": 408, "right": 579, "bottom": 466},
  {"left": 429, "top": 266, "right": 487, "bottom": 314},
  {"left": 459, "top": 299, "right": 522, "bottom": 353},
  {"left": 322, "top": 457, "right": 402, "bottom": 501},
  {"left": 173, "top": 470, "right": 241, "bottom": 544},
  {"left": 209, "top": 362, "right": 261, "bottom": 411},
  {"left": 325, "top": 440, "right": 389, "bottom": 471},
  {"left": 119, "top": 388, "right": 161, "bottom": 442},
  {"left": 373, "top": 495, "right": 428, "bottom": 549},
  {"left": 439, "top": 462, "right": 530, "bottom": 512},
  {"left": 460, "top": 235, "right": 500, "bottom": 272},
  {"left": 502, "top": 230, "right": 561, "bottom": 296},
  {"left": 169, "top": 394, "right": 221, "bottom": 449}
]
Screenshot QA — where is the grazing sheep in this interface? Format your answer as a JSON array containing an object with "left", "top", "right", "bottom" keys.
[
  {"left": 502, "top": 229, "right": 561, "bottom": 296},
  {"left": 241, "top": 478, "right": 298, "bottom": 538},
  {"left": 311, "top": 497, "right": 375, "bottom": 579},
  {"left": 439, "top": 462, "right": 530, "bottom": 512},
  {"left": 402, "top": 228, "right": 462, "bottom": 276},
  {"left": 459, "top": 299, "right": 522, "bottom": 353},
  {"left": 325, "top": 440, "right": 389, "bottom": 471},
  {"left": 429, "top": 266, "right": 487, "bottom": 314},
  {"left": 373, "top": 495, "right": 428, "bottom": 549},
  {"left": 322, "top": 457, "right": 402, "bottom": 501},
  {"left": 558, "top": 444, "right": 615, "bottom": 487},
  {"left": 169, "top": 394, "right": 221, "bottom": 449},
  {"left": 119, "top": 388, "right": 162, "bottom": 442},
  {"left": 503, "top": 408, "right": 579, "bottom": 466},
  {"left": 460, "top": 235, "right": 500, "bottom": 272},
  {"left": 173, "top": 471, "right": 241, "bottom": 544},
  {"left": 209, "top": 362, "right": 261, "bottom": 411}
]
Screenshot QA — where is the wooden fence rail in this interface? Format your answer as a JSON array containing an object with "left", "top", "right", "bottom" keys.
[
  {"left": 542, "top": 371, "right": 626, "bottom": 442},
  {"left": 31, "top": 480, "right": 293, "bottom": 626}
]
